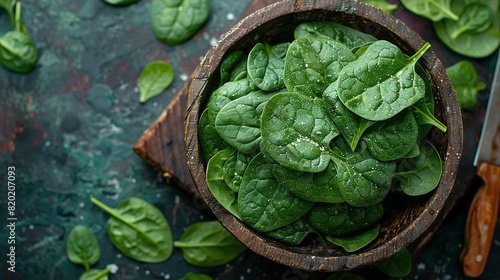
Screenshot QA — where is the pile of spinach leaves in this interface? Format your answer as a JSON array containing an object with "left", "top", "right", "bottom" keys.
[
  {"left": 199, "top": 21, "right": 447, "bottom": 252},
  {"left": 401, "top": 0, "right": 500, "bottom": 58}
]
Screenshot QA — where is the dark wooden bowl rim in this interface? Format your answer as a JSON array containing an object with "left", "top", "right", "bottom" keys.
[{"left": 184, "top": 0, "right": 463, "bottom": 272}]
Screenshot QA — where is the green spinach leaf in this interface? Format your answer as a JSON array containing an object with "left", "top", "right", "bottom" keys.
[
  {"left": 433, "top": 0, "right": 500, "bottom": 58},
  {"left": 336, "top": 40, "right": 430, "bottom": 121},
  {"left": 102, "top": 0, "right": 141, "bottom": 5},
  {"left": 294, "top": 21, "right": 377, "bottom": 49},
  {"left": 215, "top": 90, "right": 276, "bottom": 156},
  {"left": 273, "top": 161, "right": 345, "bottom": 203},
  {"left": 261, "top": 92, "right": 339, "bottom": 172},
  {"left": 307, "top": 202, "right": 383, "bottom": 237},
  {"left": 207, "top": 78, "right": 257, "bottom": 127},
  {"left": 400, "top": 0, "right": 458, "bottom": 21},
  {"left": 0, "top": 30, "right": 38, "bottom": 73},
  {"left": 284, "top": 36, "right": 355, "bottom": 97},
  {"left": 138, "top": 61, "right": 174, "bottom": 103},
  {"left": 66, "top": 225, "right": 101, "bottom": 271},
  {"left": 0, "top": 0, "right": 14, "bottom": 26},
  {"left": 182, "top": 272, "right": 214, "bottom": 280},
  {"left": 219, "top": 50, "right": 247, "bottom": 86},
  {"left": 206, "top": 149, "right": 241, "bottom": 219},
  {"left": 450, "top": 3, "right": 494, "bottom": 39},
  {"left": 151, "top": 0, "right": 210, "bottom": 45},
  {"left": 327, "top": 223, "right": 380, "bottom": 252},
  {"left": 247, "top": 42, "right": 289, "bottom": 91},
  {"left": 90, "top": 197, "right": 173, "bottom": 263},
  {"left": 446, "top": 60, "right": 485, "bottom": 109},
  {"left": 323, "top": 82, "right": 375, "bottom": 151},
  {"left": 79, "top": 268, "right": 110, "bottom": 280},
  {"left": 238, "top": 153, "right": 314, "bottom": 232},
  {"left": 373, "top": 248, "right": 412, "bottom": 277},
  {"left": 263, "top": 218, "right": 315, "bottom": 245},
  {"left": 394, "top": 140, "right": 442, "bottom": 196},
  {"left": 362, "top": 109, "right": 419, "bottom": 161},
  {"left": 330, "top": 138, "right": 396, "bottom": 207},
  {"left": 361, "top": 0, "right": 398, "bottom": 13},
  {"left": 173, "top": 220, "right": 246, "bottom": 267},
  {"left": 198, "top": 108, "right": 231, "bottom": 160},
  {"left": 222, "top": 149, "right": 250, "bottom": 192}
]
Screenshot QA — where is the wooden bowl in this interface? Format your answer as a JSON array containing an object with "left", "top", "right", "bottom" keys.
[{"left": 184, "top": 0, "right": 462, "bottom": 271}]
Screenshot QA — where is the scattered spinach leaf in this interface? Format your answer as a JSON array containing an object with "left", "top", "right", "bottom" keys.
[
  {"left": 138, "top": 61, "right": 174, "bottom": 103},
  {"left": 450, "top": 3, "right": 494, "bottom": 39},
  {"left": 173, "top": 220, "right": 246, "bottom": 267},
  {"left": 79, "top": 268, "right": 110, "bottom": 280},
  {"left": 247, "top": 42, "right": 289, "bottom": 91},
  {"left": 337, "top": 40, "right": 430, "bottom": 121},
  {"left": 373, "top": 247, "right": 412, "bottom": 277},
  {"left": 102, "top": 0, "right": 141, "bottom": 5},
  {"left": 90, "top": 197, "right": 173, "bottom": 263},
  {"left": 261, "top": 92, "right": 339, "bottom": 172},
  {"left": 206, "top": 148, "right": 241, "bottom": 219},
  {"left": 284, "top": 36, "right": 355, "bottom": 97},
  {"left": 394, "top": 140, "right": 442, "bottom": 196},
  {"left": 294, "top": 21, "right": 377, "bottom": 49},
  {"left": 446, "top": 60, "right": 485, "bottom": 109},
  {"left": 0, "top": 30, "right": 38, "bottom": 73},
  {"left": 151, "top": 0, "right": 210, "bottom": 45},
  {"left": 182, "top": 272, "right": 214, "bottom": 280},
  {"left": 400, "top": 0, "right": 458, "bottom": 21},
  {"left": 327, "top": 223, "right": 380, "bottom": 252},
  {"left": 238, "top": 153, "right": 314, "bottom": 232},
  {"left": 66, "top": 225, "right": 101, "bottom": 271},
  {"left": 361, "top": 0, "right": 398, "bottom": 13}
]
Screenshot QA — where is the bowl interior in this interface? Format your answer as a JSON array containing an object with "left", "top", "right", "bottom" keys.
[{"left": 184, "top": 0, "right": 462, "bottom": 271}]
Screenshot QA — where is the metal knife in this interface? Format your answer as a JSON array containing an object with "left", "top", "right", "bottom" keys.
[{"left": 460, "top": 55, "right": 500, "bottom": 278}]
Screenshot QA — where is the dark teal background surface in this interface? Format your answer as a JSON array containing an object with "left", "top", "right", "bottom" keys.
[{"left": 0, "top": 1, "right": 499, "bottom": 279}]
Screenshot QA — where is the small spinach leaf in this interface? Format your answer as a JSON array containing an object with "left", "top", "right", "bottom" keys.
[
  {"left": 362, "top": 109, "right": 419, "bottom": 161},
  {"left": 394, "top": 140, "right": 442, "bottom": 196},
  {"left": 198, "top": 108, "right": 231, "bottom": 161},
  {"left": 206, "top": 149, "right": 240, "bottom": 218},
  {"left": 0, "top": 31, "right": 38, "bottom": 73},
  {"left": 102, "top": 0, "right": 141, "bottom": 5},
  {"left": 307, "top": 202, "right": 383, "bottom": 237},
  {"left": 173, "top": 220, "right": 246, "bottom": 267},
  {"left": 247, "top": 42, "right": 289, "bottom": 91},
  {"left": 284, "top": 36, "right": 355, "bottom": 97},
  {"left": 139, "top": 61, "right": 174, "bottom": 103},
  {"left": 400, "top": 0, "right": 458, "bottom": 21},
  {"left": 90, "top": 197, "right": 173, "bottom": 263},
  {"left": 446, "top": 60, "right": 485, "bottom": 109},
  {"left": 182, "top": 272, "right": 214, "bottom": 280},
  {"left": 373, "top": 248, "right": 412, "bottom": 277},
  {"left": 273, "top": 161, "right": 345, "bottom": 203},
  {"left": 327, "top": 223, "right": 380, "bottom": 252},
  {"left": 261, "top": 92, "right": 339, "bottom": 172},
  {"left": 66, "top": 225, "right": 101, "bottom": 271},
  {"left": 238, "top": 153, "right": 314, "bottom": 232},
  {"left": 450, "top": 3, "right": 494, "bottom": 40},
  {"left": 263, "top": 218, "right": 315, "bottom": 245},
  {"left": 361, "top": 0, "right": 398, "bottom": 13},
  {"left": 79, "top": 268, "right": 110, "bottom": 280},
  {"left": 215, "top": 90, "right": 276, "bottom": 156},
  {"left": 337, "top": 40, "right": 430, "bottom": 121},
  {"left": 151, "top": 0, "right": 210, "bottom": 45},
  {"left": 294, "top": 21, "right": 377, "bottom": 49}
]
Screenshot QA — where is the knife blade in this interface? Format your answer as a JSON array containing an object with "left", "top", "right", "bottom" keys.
[{"left": 460, "top": 54, "right": 500, "bottom": 278}]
